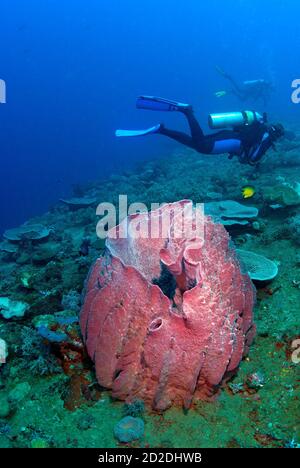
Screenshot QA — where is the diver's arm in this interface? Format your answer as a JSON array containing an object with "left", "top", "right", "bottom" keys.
[
  {"left": 216, "top": 66, "right": 244, "bottom": 94},
  {"left": 248, "top": 132, "right": 273, "bottom": 164}
]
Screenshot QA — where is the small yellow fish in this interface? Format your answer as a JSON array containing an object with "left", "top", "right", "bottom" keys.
[{"left": 242, "top": 186, "right": 256, "bottom": 199}]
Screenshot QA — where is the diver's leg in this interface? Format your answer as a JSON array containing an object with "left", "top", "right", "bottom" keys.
[
  {"left": 231, "top": 88, "right": 247, "bottom": 102},
  {"left": 226, "top": 76, "right": 244, "bottom": 95},
  {"left": 216, "top": 66, "right": 241, "bottom": 92},
  {"left": 159, "top": 125, "right": 196, "bottom": 149},
  {"left": 181, "top": 108, "right": 206, "bottom": 145},
  {"left": 216, "top": 68, "right": 246, "bottom": 99},
  {"left": 160, "top": 111, "right": 211, "bottom": 153}
]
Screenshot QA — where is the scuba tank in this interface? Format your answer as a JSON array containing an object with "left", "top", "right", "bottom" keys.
[
  {"left": 208, "top": 110, "right": 265, "bottom": 130},
  {"left": 243, "top": 79, "right": 265, "bottom": 87}
]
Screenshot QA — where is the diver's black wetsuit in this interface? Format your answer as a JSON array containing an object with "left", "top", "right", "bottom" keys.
[
  {"left": 221, "top": 73, "right": 272, "bottom": 106},
  {"left": 231, "top": 80, "right": 272, "bottom": 107},
  {"left": 159, "top": 108, "right": 275, "bottom": 165}
]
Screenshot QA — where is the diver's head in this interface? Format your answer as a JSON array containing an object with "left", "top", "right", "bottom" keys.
[{"left": 269, "top": 123, "right": 285, "bottom": 141}]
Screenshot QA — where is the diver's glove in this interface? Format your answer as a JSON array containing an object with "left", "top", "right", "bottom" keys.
[{"left": 215, "top": 90, "right": 227, "bottom": 98}]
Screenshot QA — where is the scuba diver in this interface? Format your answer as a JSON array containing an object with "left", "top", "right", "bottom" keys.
[
  {"left": 215, "top": 66, "right": 274, "bottom": 106},
  {"left": 115, "top": 96, "right": 285, "bottom": 166}
]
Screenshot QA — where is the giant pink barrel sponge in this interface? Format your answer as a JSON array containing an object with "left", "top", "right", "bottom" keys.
[{"left": 80, "top": 200, "right": 256, "bottom": 411}]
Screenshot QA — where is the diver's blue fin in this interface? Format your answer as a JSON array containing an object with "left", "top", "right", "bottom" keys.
[
  {"left": 136, "top": 95, "right": 191, "bottom": 112},
  {"left": 115, "top": 124, "right": 161, "bottom": 138}
]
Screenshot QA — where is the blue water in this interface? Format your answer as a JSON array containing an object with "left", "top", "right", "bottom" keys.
[{"left": 0, "top": 0, "right": 299, "bottom": 234}]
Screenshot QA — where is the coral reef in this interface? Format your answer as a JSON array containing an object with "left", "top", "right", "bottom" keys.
[
  {"left": 61, "top": 290, "right": 81, "bottom": 313},
  {"left": 60, "top": 197, "right": 97, "bottom": 209},
  {"left": 114, "top": 416, "right": 145, "bottom": 443},
  {"left": 3, "top": 224, "right": 50, "bottom": 242},
  {"left": 205, "top": 200, "right": 259, "bottom": 226},
  {"left": 0, "top": 298, "right": 29, "bottom": 319},
  {"left": 264, "top": 180, "right": 300, "bottom": 207},
  {"left": 123, "top": 400, "right": 145, "bottom": 418},
  {"left": 288, "top": 214, "right": 300, "bottom": 245},
  {"left": 236, "top": 249, "right": 279, "bottom": 282},
  {"left": 0, "top": 134, "right": 299, "bottom": 447},
  {"left": 20, "top": 327, "right": 62, "bottom": 376}
]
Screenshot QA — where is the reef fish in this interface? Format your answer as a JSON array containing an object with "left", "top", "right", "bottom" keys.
[{"left": 242, "top": 185, "right": 256, "bottom": 199}]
